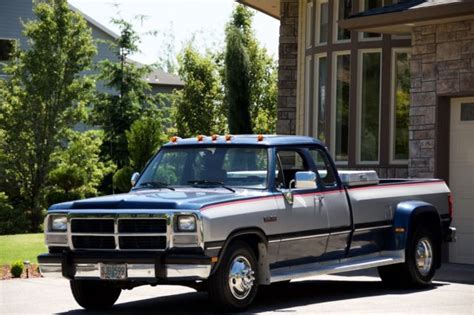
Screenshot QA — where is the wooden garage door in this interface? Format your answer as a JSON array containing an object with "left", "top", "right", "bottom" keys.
[{"left": 450, "top": 97, "right": 474, "bottom": 264}]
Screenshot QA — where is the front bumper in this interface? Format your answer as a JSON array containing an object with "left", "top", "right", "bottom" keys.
[{"left": 38, "top": 251, "right": 211, "bottom": 281}]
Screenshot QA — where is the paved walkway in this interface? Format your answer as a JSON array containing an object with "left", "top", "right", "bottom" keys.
[{"left": 0, "top": 264, "right": 473, "bottom": 314}]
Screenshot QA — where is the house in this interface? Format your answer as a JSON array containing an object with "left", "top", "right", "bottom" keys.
[
  {"left": 0, "top": 0, "right": 183, "bottom": 91},
  {"left": 239, "top": 0, "right": 474, "bottom": 265}
]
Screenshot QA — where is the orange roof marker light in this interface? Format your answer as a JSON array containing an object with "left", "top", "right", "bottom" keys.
[
  {"left": 170, "top": 136, "right": 179, "bottom": 144},
  {"left": 211, "top": 134, "right": 219, "bottom": 142},
  {"left": 225, "top": 134, "right": 232, "bottom": 142},
  {"left": 197, "top": 135, "right": 205, "bottom": 142},
  {"left": 257, "top": 134, "right": 264, "bottom": 142}
]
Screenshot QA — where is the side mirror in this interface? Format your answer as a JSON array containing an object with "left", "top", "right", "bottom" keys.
[
  {"left": 294, "top": 171, "right": 317, "bottom": 189},
  {"left": 131, "top": 172, "right": 140, "bottom": 187}
]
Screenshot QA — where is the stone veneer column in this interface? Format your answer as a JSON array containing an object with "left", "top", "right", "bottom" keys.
[
  {"left": 277, "top": 0, "right": 299, "bottom": 135},
  {"left": 409, "top": 20, "right": 474, "bottom": 178}
]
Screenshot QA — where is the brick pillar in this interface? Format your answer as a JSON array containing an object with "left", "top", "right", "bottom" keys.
[{"left": 277, "top": 0, "right": 299, "bottom": 135}]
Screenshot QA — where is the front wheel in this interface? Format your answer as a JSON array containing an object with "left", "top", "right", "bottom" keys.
[
  {"left": 70, "top": 280, "right": 121, "bottom": 310},
  {"left": 379, "top": 227, "right": 437, "bottom": 288},
  {"left": 207, "top": 241, "right": 258, "bottom": 312}
]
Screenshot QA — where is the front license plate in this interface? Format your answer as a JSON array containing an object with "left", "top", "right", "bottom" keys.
[{"left": 100, "top": 263, "right": 127, "bottom": 280}]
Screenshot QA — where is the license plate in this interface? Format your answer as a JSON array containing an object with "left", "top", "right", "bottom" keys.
[{"left": 100, "top": 263, "right": 127, "bottom": 280}]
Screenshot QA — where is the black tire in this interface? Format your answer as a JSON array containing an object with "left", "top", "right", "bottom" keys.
[
  {"left": 70, "top": 280, "right": 121, "bottom": 310},
  {"left": 378, "top": 227, "right": 437, "bottom": 288},
  {"left": 208, "top": 241, "right": 259, "bottom": 312}
]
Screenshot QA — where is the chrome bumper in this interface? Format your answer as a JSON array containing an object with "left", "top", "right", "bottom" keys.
[{"left": 39, "top": 262, "right": 211, "bottom": 280}]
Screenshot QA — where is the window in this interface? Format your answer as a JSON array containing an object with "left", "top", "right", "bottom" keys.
[
  {"left": 359, "top": 51, "right": 381, "bottom": 163},
  {"left": 304, "top": 56, "right": 313, "bottom": 135},
  {"left": 314, "top": 55, "right": 327, "bottom": 142},
  {"left": 335, "top": 0, "right": 352, "bottom": 41},
  {"left": 316, "top": 0, "right": 329, "bottom": 45},
  {"left": 276, "top": 150, "right": 310, "bottom": 189},
  {"left": 392, "top": 50, "right": 410, "bottom": 162},
  {"left": 309, "top": 149, "right": 338, "bottom": 187},
  {"left": 332, "top": 52, "right": 351, "bottom": 163},
  {"left": 0, "top": 39, "right": 15, "bottom": 74},
  {"left": 306, "top": 2, "right": 313, "bottom": 49},
  {"left": 361, "top": 0, "right": 384, "bottom": 39}
]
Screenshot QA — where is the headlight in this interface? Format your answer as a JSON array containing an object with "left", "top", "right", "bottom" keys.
[
  {"left": 50, "top": 215, "right": 67, "bottom": 232},
  {"left": 177, "top": 215, "right": 196, "bottom": 232}
]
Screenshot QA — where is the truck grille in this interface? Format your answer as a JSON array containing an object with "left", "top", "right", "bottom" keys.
[{"left": 69, "top": 217, "right": 168, "bottom": 251}]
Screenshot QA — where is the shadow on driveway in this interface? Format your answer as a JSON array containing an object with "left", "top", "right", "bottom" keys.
[{"left": 57, "top": 278, "right": 444, "bottom": 314}]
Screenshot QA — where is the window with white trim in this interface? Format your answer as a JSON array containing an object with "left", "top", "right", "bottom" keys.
[
  {"left": 304, "top": 56, "right": 313, "bottom": 135},
  {"left": 333, "top": 52, "right": 350, "bottom": 163},
  {"left": 314, "top": 54, "right": 327, "bottom": 142},
  {"left": 316, "top": 0, "right": 329, "bottom": 45},
  {"left": 335, "top": 0, "right": 352, "bottom": 41},
  {"left": 306, "top": 1, "right": 314, "bottom": 49},
  {"left": 392, "top": 50, "right": 411, "bottom": 162},
  {"left": 359, "top": 50, "right": 381, "bottom": 163},
  {"left": 361, "top": 0, "right": 384, "bottom": 39}
]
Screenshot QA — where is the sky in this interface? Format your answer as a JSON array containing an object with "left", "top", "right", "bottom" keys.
[{"left": 69, "top": 0, "right": 280, "bottom": 65}]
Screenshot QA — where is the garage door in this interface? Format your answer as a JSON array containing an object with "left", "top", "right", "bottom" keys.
[{"left": 449, "top": 97, "right": 474, "bottom": 264}]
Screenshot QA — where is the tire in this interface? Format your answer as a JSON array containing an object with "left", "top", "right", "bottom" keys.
[
  {"left": 208, "top": 241, "right": 259, "bottom": 312},
  {"left": 378, "top": 227, "right": 437, "bottom": 288},
  {"left": 70, "top": 280, "right": 121, "bottom": 310}
]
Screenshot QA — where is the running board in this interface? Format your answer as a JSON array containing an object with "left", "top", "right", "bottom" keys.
[{"left": 270, "top": 250, "right": 405, "bottom": 283}]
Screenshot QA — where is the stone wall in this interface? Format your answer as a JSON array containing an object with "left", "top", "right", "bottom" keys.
[
  {"left": 277, "top": 0, "right": 299, "bottom": 135},
  {"left": 409, "top": 19, "right": 474, "bottom": 178}
]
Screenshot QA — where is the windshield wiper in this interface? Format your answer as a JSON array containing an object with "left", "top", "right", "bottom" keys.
[
  {"left": 187, "top": 180, "right": 235, "bottom": 193},
  {"left": 136, "top": 181, "right": 175, "bottom": 191}
]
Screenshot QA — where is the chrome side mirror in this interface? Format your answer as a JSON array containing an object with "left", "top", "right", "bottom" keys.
[
  {"left": 131, "top": 172, "right": 140, "bottom": 187},
  {"left": 294, "top": 171, "right": 317, "bottom": 189}
]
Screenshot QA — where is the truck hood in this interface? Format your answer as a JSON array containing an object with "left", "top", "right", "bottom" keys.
[{"left": 48, "top": 189, "right": 270, "bottom": 211}]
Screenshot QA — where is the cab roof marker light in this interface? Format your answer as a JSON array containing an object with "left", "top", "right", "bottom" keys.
[
  {"left": 197, "top": 135, "right": 205, "bottom": 142},
  {"left": 225, "top": 134, "right": 232, "bottom": 142},
  {"left": 170, "top": 136, "right": 179, "bottom": 144},
  {"left": 211, "top": 134, "right": 218, "bottom": 142},
  {"left": 257, "top": 134, "right": 264, "bottom": 142}
]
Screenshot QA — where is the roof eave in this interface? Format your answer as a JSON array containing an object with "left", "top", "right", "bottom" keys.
[
  {"left": 339, "top": 2, "right": 474, "bottom": 34},
  {"left": 236, "top": 0, "right": 280, "bottom": 20}
]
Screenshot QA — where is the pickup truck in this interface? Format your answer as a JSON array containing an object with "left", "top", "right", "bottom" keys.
[{"left": 38, "top": 135, "right": 456, "bottom": 311}]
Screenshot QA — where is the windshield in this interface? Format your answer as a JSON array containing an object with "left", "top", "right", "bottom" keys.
[{"left": 136, "top": 146, "right": 269, "bottom": 189}]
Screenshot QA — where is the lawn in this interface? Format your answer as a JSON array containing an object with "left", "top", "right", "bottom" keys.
[{"left": 0, "top": 233, "right": 47, "bottom": 265}]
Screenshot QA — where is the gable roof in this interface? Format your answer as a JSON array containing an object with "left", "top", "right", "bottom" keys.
[{"left": 68, "top": 3, "right": 119, "bottom": 40}]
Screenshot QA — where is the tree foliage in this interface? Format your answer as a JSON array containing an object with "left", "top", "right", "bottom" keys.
[
  {"left": 46, "top": 130, "right": 115, "bottom": 205},
  {"left": 0, "top": 0, "right": 96, "bottom": 231},
  {"left": 173, "top": 44, "right": 225, "bottom": 137}
]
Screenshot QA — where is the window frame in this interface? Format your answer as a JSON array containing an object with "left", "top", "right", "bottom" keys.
[
  {"left": 306, "top": 1, "right": 314, "bottom": 49},
  {"left": 390, "top": 48, "right": 411, "bottom": 165},
  {"left": 304, "top": 55, "right": 313, "bottom": 136},
  {"left": 313, "top": 53, "right": 328, "bottom": 142},
  {"left": 0, "top": 38, "right": 16, "bottom": 75},
  {"left": 356, "top": 48, "right": 382, "bottom": 165},
  {"left": 315, "top": 0, "right": 329, "bottom": 46},
  {"left": 358, "top": 0, "right": 384, "bottom": 41},
  {"left": 333, "top": 0, "right": 352, "bottom": 44},
  {"left": 331, "top": 50, "right": 351, "bottom": 166}
]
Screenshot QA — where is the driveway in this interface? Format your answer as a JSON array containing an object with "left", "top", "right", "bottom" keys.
[{"left": 1, "top": 264, "right": 473, "bottom": 314}]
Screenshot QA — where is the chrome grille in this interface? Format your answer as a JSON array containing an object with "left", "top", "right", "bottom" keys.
[{"left": 69, "top": 217, "right": 168, "bottom": 251}]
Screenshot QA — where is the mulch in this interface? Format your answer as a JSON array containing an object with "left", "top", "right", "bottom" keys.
[{"left": 0, "top": 264, "right": 42, "bottom": 280}]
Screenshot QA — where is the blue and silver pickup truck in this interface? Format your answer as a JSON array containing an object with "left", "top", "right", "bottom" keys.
[{"left": 38, "top": 135, "right": 456, "bottom": 311}]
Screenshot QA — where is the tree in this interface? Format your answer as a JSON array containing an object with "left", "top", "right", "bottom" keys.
[
  {"left": 0, "top": 0, "right": 96, "bottom": 231},
  {"left": 113, "top": 111, "right": 165, "bottom": 192},
  {"left": 224, "top": 5, "right": 277, "bottom": 134},
  {"left": 224, "top": 6, "right": 252, "bottom": 134},
  {"left": 46, "top": 130, "right": 115, "bottom": 205},
  {"left": 174, "top": 43, "right": 225, "bottom": 137},
  {"left": 92, "top": 19, "right": 157, "bottom": 170}
]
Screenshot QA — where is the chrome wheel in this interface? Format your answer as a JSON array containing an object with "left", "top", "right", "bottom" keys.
[
  {"left": 228, "top": 255, "right": 255, "bottom": 300},
  {"left": 415, "top": 237, "right": 433, "bottom": 276}
]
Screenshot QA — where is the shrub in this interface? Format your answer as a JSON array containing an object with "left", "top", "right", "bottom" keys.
[
  {"left": 10, "top": 260, "right": 24, "bottom": 278},
  {"left": 0, "top": 193, "right": 28, "bottom": 235}
]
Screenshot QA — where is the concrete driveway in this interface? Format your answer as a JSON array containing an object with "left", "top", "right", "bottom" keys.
[{"left": 1, "top": 264, "right": 473, "bottom": 314}]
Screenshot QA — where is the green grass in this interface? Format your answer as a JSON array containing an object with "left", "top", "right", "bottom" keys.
[{"left": 0, "top": 233, "right": 47, "bottom": 265}]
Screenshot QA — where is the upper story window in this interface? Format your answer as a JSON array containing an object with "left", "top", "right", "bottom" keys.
[
  {"left": 335, "top": 0, "right": 352, "bottom": 41},
  {"left": 361, "top": 0, "right": 384, "bottom": 39},
  {"left": 316, "top": 0, "right": 329, "bottom": 45},
  {"left": 0, "top": 39, "right": 15, "bottom": 74}
]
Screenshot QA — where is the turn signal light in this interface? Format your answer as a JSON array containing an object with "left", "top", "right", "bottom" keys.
[
  {"left": 197, "top": 135, "right": 205, "bottom": 142},
  {"left": 448, "top": 194, "right": 454, "bottom": 219}
]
